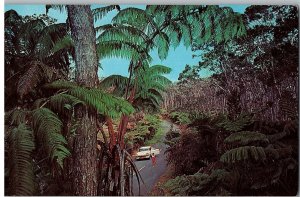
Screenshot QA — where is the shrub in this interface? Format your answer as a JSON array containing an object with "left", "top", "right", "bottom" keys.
[{"left": 169, "top": 111, "right": 191, "bottom": 125}]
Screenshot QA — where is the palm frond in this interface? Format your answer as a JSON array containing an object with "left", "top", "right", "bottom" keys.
[
  {"left": 32, "top": 108, "right": 70, "bottom": 168},
  {"left": 8, "top": 123, "right": 36, "bottom": 195}
]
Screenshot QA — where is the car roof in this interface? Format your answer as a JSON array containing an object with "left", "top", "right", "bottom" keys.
[{"left": 140, "top": 146, "right": 151, "bottom": 148}]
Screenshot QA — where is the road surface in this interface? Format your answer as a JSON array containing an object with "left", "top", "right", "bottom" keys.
[{"left": 132, "top": 120, "right": 177, "bottom": 196}]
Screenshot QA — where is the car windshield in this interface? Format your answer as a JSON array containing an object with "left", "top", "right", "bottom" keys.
[{"left": 139, "top": 147, "right": 150, "bottom": 152}]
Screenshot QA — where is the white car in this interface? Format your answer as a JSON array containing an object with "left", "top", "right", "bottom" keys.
[{"left": 135, "top": 146, "right": 160, "bottom": 160}]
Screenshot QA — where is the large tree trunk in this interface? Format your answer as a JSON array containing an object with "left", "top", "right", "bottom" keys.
[{"left": 67, "top": 5, "right": 99, "bottom": 195}]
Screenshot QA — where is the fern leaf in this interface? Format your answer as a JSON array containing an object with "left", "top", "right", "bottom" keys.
[
  {"left": 155, "top": 32, "right": 170, "bottom": 60},
  {"left": 17, "top": 61, "right": 57, "bottom": 98},
  {"left": 45, "top": 5, "right": 66, "bottom": 14},
  {"left": 51, "top": 34, "right": 73, "bottom": 54},
  {"left": 5, "top": 108, "right": 31, "bottom": 125},
  {"left": 34, "top": 23, "right": 68, "bottom": 59},
  {"left": 8, "top": 124, "right": 36, "bottom": 195},
  {"left": 112, "top": 7, "right": 157, "bottom": 31},
  {"left": 99, "top": 75, "right": 128, "bottom": 89},
  {"left": 224, "top": 131, "right": 269, "bottom": 145},
  {"left": 220, "top": 146, "right": 266, "bottom": 163},
  {"left": 17, "top": 61, "right": 41, "bottom": 98},
  {"left": 48, "top": 93, "right": 83, "bottom": 113},
  {"left": 69, "top": 87, "right": 135, "bottom": 118},
  {"left": 93, "top": 5, "right": 119, "bottom": 22},
  {"left": 97, "top": 24, "right": 148, "bottom": 46},
  {"left": 44, "top": 79, "right": 77, "bottom": 89},
  {"left": 32, "top": 108, "right": 70, "bottom": 168},
  {"left": 97, "top": 40, "right": 151, "bottom": 63}
]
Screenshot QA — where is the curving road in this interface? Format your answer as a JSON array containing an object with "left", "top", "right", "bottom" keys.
[{"left": 132, "top": 120, "right": 177, "bottom": 196}]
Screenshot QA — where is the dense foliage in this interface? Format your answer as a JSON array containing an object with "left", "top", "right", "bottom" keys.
[
  {"left": 163, "top": 5, "right": 298, "bottom": 121},
  {"left": 162, "top": 5, "right": 298, "bottom": 196},
  {"left": 164, "top": 111, "right": 298, "bottom": 195}
]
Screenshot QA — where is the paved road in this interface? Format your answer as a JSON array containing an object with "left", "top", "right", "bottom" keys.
[{"left": 132, "top": 120, "right": 176, "bottom": 196}]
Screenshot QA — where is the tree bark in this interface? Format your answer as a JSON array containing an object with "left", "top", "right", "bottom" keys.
[{"left": 67, "top": 5, "right": 99, "bottom": 195}]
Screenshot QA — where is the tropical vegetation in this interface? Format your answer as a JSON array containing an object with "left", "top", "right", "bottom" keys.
[{"left": 4, "top": 4, "right": 298, "bottom": 196}]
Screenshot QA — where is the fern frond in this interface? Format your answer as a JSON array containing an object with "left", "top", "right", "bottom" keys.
[
  {"left": 69, "top": 87, "right": 135, "bottom": 118},
  {"left": 45, "top": 5, "right": 66, "bottom": 14},
  {"left": 155, "top": 32, "right": 170, "bottom": 60},
  {"left": 112, "top": 7, "right": 157, "bottom": 31},
  {"left": 51, "top": 34, "right": 73, "bottom": 54},
  {"left": 17, "top": 61, "right": 56, "bottom": 98},
  {"left": 93, "top": 5, "right": 119, "bottom": 22},
  {"left": 97, "top": 24, "right": 149, "bottom": 46},
  {"left": 32, "top": 108, "right": 70, "bottom": 168},
  {"left": 164, "top": 20, "right": 182, "bottom": 48},
  {"left": 97, "top": 41, "right": 151, "bottom": 63},
  {"left": 99, "top": 74, "right": 128, "bottom": 91},
  {"left": 34, "top": 23, "right": 68, "bottom": 59},
  {"left": 217, "top": 113, "right": 253, "bottom": 132},
  {"left": 8, "top": 124, "right": 36, "bottom": 195},
  {"left": 45, "top": 80, "right": 135, "bottom": 117},
  {"left": 44, "top": 79, "right": 77, "bottom": 89},
  {"left": 48, "top": 93, "right": 83, "bottom": 112},
  {"left": 224, "top": 131, "right": 269, "bottom": 145},
  {"left": 179, "top": 21, "right": 192, "bottom": 48},
  {"left": 220, "top": 146, "right": 266, "bottom": 163},
  {"left": 17, "top": 61, "right": 42, "bottom": 98},
  {"left": 5, "top": 108, "right": 31, "bottom": 125},
  {"left": 144, "top": 64, "right": 172, "bottom": 75}
]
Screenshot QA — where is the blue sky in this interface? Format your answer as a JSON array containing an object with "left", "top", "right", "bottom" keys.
[{"left": 5, "top": 4, "right": 248, "bottom": 81}]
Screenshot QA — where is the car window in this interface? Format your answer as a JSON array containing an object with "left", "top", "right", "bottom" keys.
[{"left": 139, "top": 147, "right": 150, "bottom": 151}]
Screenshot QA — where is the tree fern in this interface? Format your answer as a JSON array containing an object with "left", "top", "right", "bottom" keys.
[
  {"left": 32, "top": 108, "right": 70, "bottom": 168},
  {"left": 112, "top": 7, "right": 157, "bottom": 31},
  {"left": 92, "top": 5, "right": 120, "bottom": 22},
  {"left": 97, "top": 40, "right": 151, "bottom": 64},
  {"left": 45, "top": 5, "right": 66, "bottom": 14},
  {"left": 217, "top": 113, "right": 253, "bottom": 132},
  {"left": 48, "top": 93, "right": 83, "bottom": 113},
  {"left": 8, "top": 124, "right": 36, "bottom": 195},
  {"left": 155, "top": 32, "right": 170, "bottom": 60},
  {"left": 224, "top": 131, "right": 269, "bottom": 145},
  {"left": 46, "top": 80, "right": 135, "bottom": 118},
  {"left": 97, "top": 24, "right": 149, "bottom": 46},
  {"left": 50, "top": 34, "right": 73, "bottom": 54},
  {"left": 164, "top": 169, "right": 230, "bottom": 196},
  {"left": 34, "top": 23, "right": 68, "bottom": 59},
  {"left": 220, "top": 146, "right": 267, "bottom": 163},
  {"left": 99, "top": 74, "right": 128, "bottom": 96}
]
